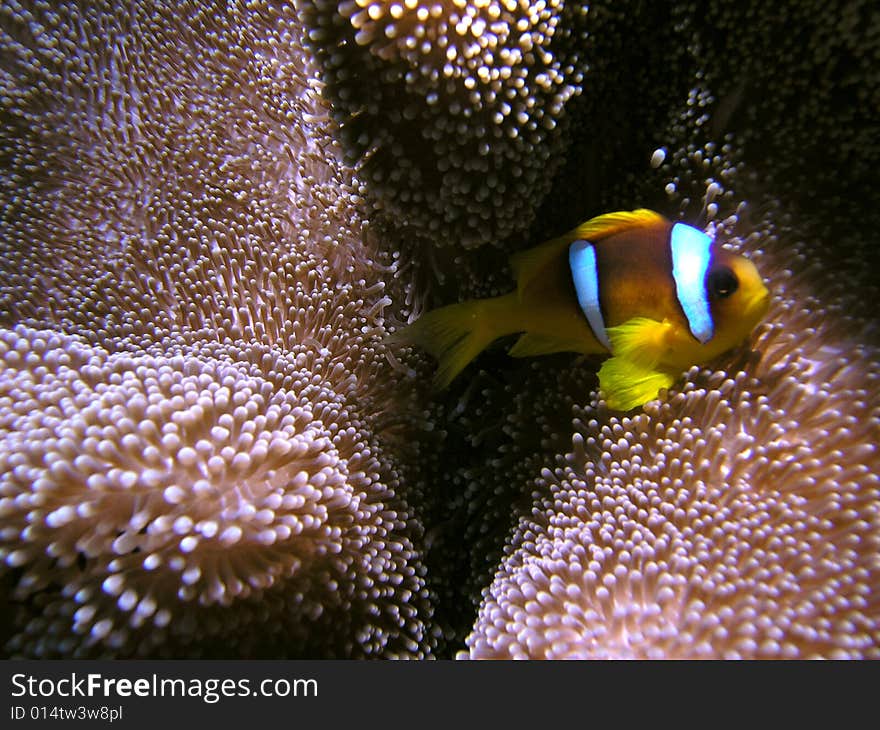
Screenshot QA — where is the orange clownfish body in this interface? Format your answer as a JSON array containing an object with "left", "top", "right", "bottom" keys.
[{"left": 394, "top": 209, "right": 769, "bottom": 410}]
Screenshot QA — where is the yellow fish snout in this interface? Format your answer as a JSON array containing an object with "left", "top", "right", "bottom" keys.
[
  {"left": 736, "top": 258, "right": 770, "bottom": 325},
  {"left": 750, "top": 286, "right": 771, "bottom": 319}
]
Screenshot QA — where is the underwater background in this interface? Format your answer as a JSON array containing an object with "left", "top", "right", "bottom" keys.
[{"left": 0, "top": 0, "right": 877, "bottom": 658}]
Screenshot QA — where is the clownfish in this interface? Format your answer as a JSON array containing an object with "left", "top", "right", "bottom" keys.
[{"left": 395, "top": 209, "right": 770, "bottom": 410}]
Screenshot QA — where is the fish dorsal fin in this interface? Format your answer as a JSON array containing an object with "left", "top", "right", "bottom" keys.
[
  {"left": 570, "top": 208, "right": 666, "bottom": 241},
  {"left": 509, "top": 236, "right": 573, "bottom": 299},
  {"left": 509, "top": 209, "right": 667, "bottom": 299}
]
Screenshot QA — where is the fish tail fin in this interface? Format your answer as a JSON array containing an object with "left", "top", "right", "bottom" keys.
[
  {"left": 598, "top": 356, "right": 677, "bottom": 411},
  {"left": 390, "top": 293, "right": 520, "bottom": 388}
]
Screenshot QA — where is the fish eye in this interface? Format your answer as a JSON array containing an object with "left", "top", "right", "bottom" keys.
[{"left": 707, "top": 266, "right": 739, "bottom": 299}]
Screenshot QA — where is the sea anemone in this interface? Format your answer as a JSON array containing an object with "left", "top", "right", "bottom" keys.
[
  {"left": 0, "top": 0, "right": 434, "bottom": 657},
  {"left": 447, "top": 195, "right": 880, "bottom": 658},
  {"left": 464, "top": 356, "right": 879, "bottom": 657},
  {"left": 0, "top": 326, "right": 431, "bottom": 658},
  {"left": 2, "top": 0, "right": 877, "bottom": 660},
  {"left": 304, "top": 0, "right": 589, "bottom": 249},
  {"left": 462, "top": 193, "right": 880, "bottom": 658},
  {"left": 458, "top": 0, "right": 880, "bottom": 656},
  {"left": 684, "top": 1, "right": 880, "bottom": 227}
]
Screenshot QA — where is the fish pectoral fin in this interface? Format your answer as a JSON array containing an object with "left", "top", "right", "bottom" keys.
[
  {"left": 605, "top": 316, "right": 675, "bottom": 369},
  {"left": 508, "top": 332, "right": 587, "bottom": 358},
  {"left": 598, "top": 356, "right": 678, "bottom": 411}
]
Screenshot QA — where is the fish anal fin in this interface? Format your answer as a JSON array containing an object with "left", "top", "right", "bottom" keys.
[
  {"left": 598, "top": 357, "right": 678, "bottom": 411},
  {"left": 605, "top": 317, "right": 675, "bottom": 369},
  {"left": 508, "top": 332, "right": 586, "bottom": 358}
]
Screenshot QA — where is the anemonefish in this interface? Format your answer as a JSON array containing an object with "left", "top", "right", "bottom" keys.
[{"left": 394, "top": 209, "right": 770, "bottom": 410}]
